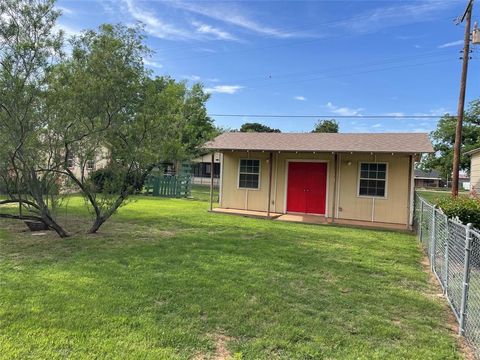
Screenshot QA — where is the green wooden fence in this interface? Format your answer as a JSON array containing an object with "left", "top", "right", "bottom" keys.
[{"left": 144, "top": 175, "right": 191, "bottom": 198}]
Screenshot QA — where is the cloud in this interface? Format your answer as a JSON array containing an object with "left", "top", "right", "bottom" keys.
[
  {"left": 326, "top": 102, "right": 364, "bottom": 116},
  {"left": 167, "top": 1, "right": 310, "bottom": 38},
  {"left": 438, "top": 40, "right": 463, "bottom": 48},
  {"left": 372, "top": 123, "right": 382, "bottom": 128},
  {"left": 122, "top": 0, "right": 192, "bottom": 39},
  {"left": 340, "top": 1, "right": 458, "bottom": 34},
  {"left": 192, "top": 21, "right": 237, "bottom": 41},
  {"left": 54, "top": 23, "right": 81, "bottom": 38},
  {"left": 384, "top": 112, "right": 405, "bottom": 117},
  {"left": 144, "top": 59, "right": 163, "bottom": 69},
  {"left": 56, "top": 6, "right": 74, "bottom": 15},
  {"left": 294, "top": 96, "right": 307, "bottom": 101},
  {"left": 182, "top": 74, "right": 201, "bottom": 81},
  {"left": 204, "top": 85, "right": 244, "bottom": 94}
]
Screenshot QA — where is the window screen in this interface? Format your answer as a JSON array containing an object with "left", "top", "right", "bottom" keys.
[
  {"left": 239, "top": 159, "right": 260, "bottom": 189},
  {"left": 358, "top": 163, "right": 387, "bottom": 197}
]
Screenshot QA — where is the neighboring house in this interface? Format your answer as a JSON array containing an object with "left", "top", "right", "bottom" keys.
[
  {"left": 465, "top": 148, "right": 480, "bottom": 193},
  {"left": 66, "top": 147, "right": 109, "bottom": 179},
  {"left": 205, "top": 132, "right": 433, "bottom": 229},
  {"left": 191, "top": 152, "right": 221, "bottom": 186},
  {"left": 414, "top": 169, "right": 444, "bottom": 188}
]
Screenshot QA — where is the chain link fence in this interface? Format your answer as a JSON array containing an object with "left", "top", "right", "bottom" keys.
[{"left": 415, "top": 193, "right": 480, "bottom": 357}]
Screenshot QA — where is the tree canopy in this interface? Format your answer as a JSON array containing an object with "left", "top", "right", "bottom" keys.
[
  {"left": 239, "top": 122, "right": 281, "bottom": 133},
  {"left": 0, "top": 1, "right": 215, "bottom": 236},
  {"left": 421, "top": 99, "right": 480, "bottom": 179},
  {"left": 312, "top": 119, "right": 339, "bottom": 133}
]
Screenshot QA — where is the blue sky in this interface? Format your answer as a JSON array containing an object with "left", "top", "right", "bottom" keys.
[{"left": 55, "top": 0, "right": 480, "bottom": 133}]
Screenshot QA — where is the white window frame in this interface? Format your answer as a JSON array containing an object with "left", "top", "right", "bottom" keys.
[
  {"left": 86, "top": 159, "right": 96, "bottom": 171},
  {"left": 237, "top": 158, "right": 261, "bottom": 190},
  {"left": 357, "top": 162, "right": 388, "bottom": 199}
]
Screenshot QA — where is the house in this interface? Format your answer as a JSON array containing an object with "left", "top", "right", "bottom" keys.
[
  {"left": 204, "top": 132, "right": 433, "bottom": 230},
  {"left": 191, "top": 152, "right": 221, "bottom": 186},
  {"left": 465, "top": 148, "right": 480, "bottom": 193},
  {"left": 414, "top": 169, "right": 444, "bottom": 188}
]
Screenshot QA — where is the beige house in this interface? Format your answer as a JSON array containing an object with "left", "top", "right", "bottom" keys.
[
  {"left": 466, "top": 148, "right": 480, "bottom": 193},
  {"left": 205, "top": 132, "right": 433, "bottom": 230}
]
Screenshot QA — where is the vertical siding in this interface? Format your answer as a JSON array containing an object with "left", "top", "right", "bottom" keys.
[
  {"left": 220, "top": 151, "right": 411, "bottom": 225},
  {"left": 470, "top": 152, "right": 480, "bottom": 192}
]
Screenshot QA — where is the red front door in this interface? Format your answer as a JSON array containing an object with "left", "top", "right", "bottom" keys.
[{"left": 286, "top": 162, "right": 327, "bottom": 214}]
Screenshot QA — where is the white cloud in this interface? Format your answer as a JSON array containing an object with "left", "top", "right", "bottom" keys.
[
  {"left": 372, "top": 123, "right": 382, "bottom": 128},
  {"left": 384, "top": 112, "right": 405, "bottom": 117},
  {"left": 182, "top": 74, "right": 201, "bottom": 81},
  {"left": 54, "top": 23, "right": 81, "bottom": 38},
  {"left": 167, "top": 1, "right": 311, "bottom": 38},
  {"left": 122, "top": 0, "right": 192, "bottom": 39},
  {"left": 204, "top": 85, "right": 244, "bottom": 94},
  {"left": 340, "top": 1, "right": 458, "bottom": 34},
  {"left": 56, "top": 6, "right": 74, "bottom": 15},
  {"left": 144, "top": 59, "right": 163, "bottom": 69},
  {"left": 438, "top": 40, "right": 463, "bottom": 48},
  {"left": 326, "top": 102, "right": 364, "bottom": 116},
  {"left": 192, "top": 21, "right": 237, "bottom": 41},
  {"left": 294, "top": 96, "right": 306, "bottom": 101}
]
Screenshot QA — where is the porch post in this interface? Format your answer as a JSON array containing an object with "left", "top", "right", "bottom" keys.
[
  {"left": 209, "top": 153, "right": 214, "bottom": 211},
  {"left": 331, "top": 153, "right": 338, "bottom": 223},
  {"left": 267, "top": 152, "right": 273, "bottom": 217}
]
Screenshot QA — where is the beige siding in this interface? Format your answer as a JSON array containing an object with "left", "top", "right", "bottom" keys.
[
  {"left": 219, "top": 151, "right": 412, "bottom": 225},
  {"left": 470, "top": 152, "right": 480, "bottom": 192}
]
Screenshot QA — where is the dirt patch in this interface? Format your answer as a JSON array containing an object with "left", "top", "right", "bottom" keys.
[{"left": 193, "top": 334, "right": 233, "bottom": 360}]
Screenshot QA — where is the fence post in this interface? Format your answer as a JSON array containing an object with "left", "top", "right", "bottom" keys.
[
  {"left": 430, "top": 205, "right": 436, "bottom": 271},
  {"left": 459, "top": 223, "right": 473, "bottom": 336},
  {"left": 444, "top": 219, "right": 449, "bottom": 296},
  {"left": 419, "top": 200, "right": 424, "bottom": 241}
]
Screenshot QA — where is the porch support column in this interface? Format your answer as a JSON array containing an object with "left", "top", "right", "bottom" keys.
[
  {"left": 267, "top": 152, "right": 273, "bottom": 217},
  {"left": 407, "top": 154, "right": 414, "bottom": 228},
  {"left": 331, "top": 153, "right": 338, "bottom": 223},
  {"left": 209, "top": 153, "right": 214, "bottom": 211}
]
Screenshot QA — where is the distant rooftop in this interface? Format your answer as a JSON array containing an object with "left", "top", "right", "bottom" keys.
[
  {"left": 205, "top": 132, "right": 433, "bottom": 154},
  {"left": 414, "top": 169, "right": 442, "bottom": 179}
]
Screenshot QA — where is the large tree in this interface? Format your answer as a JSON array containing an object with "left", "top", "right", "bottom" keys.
[
  {"left": 421, "top": 99, "right": 480, "bottom": 179},
  {"left": 0, "top": 1, "right": 214, "bottom": 236},
  {"left": 312, "top": 119, "right": 339, "bottom": 133},
  {"left": 239, "top": 122, "right": 281, "bottom": 133}
]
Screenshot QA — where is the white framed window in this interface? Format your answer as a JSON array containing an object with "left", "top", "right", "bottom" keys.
[
  {"left": 86, "top": 160, "right": 95, "bottom": 171},
  {"left": 358, "top": 162, "right": 387, "bottom": 198},
  {"left": 238, "top": 159, "right": 260, "bottom": 189},
  {"left": 67, "top": 153, "right": 75, "bottom": 168}
]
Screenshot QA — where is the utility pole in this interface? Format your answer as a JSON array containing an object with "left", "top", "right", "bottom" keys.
[{"left": 452, "top": 0, "right": 474, "bottom": 196}]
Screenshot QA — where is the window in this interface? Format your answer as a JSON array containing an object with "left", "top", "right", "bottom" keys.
[
  {"left": 67, "top": 153, "right": 75, "bottom": 168},
  {"left": 358, "top": 163, "right": 387, "bottom": 197},
  {"left": 239, "top": 159, "right": 260, "bottom": 189},
  {"left": 86, "top": 160, "right": 95, "bottom": 171}
]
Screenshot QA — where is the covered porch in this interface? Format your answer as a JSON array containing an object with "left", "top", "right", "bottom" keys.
[{"left": 210, "top": 207, "right": 410, "bottom": 231}]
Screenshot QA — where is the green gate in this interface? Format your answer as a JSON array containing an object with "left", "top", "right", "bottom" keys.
[{"left": 144, "top": 162, "right": 192, "bottom": 198}]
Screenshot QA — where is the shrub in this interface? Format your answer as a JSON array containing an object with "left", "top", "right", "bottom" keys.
[
  {"left": 89, "top": 167, "right": 144, "bottom": 194},
  {"left": 436, "top": 196, "right": 480, "bottom": 228}
]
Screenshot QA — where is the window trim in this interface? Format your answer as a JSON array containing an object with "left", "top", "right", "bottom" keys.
[
  {"left": 86, "top": 159, "right": 96, "bottom": 171},
  {"left": 237, "top": 158, "right": 261, "bottom": 190},
  {"left": 356, "top": 162, "right": 388, "bottom": 199}
]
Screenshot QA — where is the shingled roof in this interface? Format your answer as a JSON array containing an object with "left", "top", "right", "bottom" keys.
[{"left": 205, "top": 132, "right": 433, "bottom": 153}]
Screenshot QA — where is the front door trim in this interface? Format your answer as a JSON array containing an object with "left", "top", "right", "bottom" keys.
[{"left": 283, "top": 159, "right": 329, "bottom": 217}]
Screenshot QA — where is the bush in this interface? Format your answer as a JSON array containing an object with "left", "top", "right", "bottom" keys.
[
  {"left": 89, "top": 167, "right": 144, "bottom": 194},
  {"left": 436, "top": 196, "right": 480, "bottom": 228}
]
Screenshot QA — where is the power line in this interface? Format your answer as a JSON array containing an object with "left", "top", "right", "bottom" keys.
[{"left": 208, "top": 114, "right": 444, "bottom": 119}]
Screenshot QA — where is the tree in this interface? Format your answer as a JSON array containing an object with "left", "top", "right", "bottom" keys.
[
  {"left": 0, "top": 0, "right": 68, "bottom": 236},
  {"left": 421, "top": 99, "right": 480, "bottom": 179},
  {"left": 239, "top": 122, "right": 281, "bottom": 133},
  {"left": 312, "top": 119, "right": 339, "bottom": 133},
  {"left": 0, "top": 1, "right": 214, "bottom": 237}
]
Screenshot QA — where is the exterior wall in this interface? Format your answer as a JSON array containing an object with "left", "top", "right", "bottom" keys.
[
  {"left": 470, "top": 152, "right": 480, "bottom": 193},
  {"left": 219, "top": 151, "right": 412, "bottom": 225}
]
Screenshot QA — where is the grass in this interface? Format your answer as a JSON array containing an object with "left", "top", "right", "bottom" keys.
[
  {"left": 416, "top": 189, "right": 469, "bottom": 204},
  {"left": 0, "top": 193, "right": 463, "bottom": 359}
]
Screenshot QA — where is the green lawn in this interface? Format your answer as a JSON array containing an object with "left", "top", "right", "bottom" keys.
[
  {"left": 0, "top": 194, "right": 462, "bottom": 359},
  {"left": 416, "top": 189, "right": 469, "bottom": 204}
]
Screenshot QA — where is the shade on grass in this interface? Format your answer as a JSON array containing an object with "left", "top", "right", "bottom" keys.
[{"left": 0, "top": 194, "right": 462, "bottom": 359}]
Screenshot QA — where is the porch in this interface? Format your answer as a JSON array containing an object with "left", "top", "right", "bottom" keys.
[{"left": 211, "top": 208, "right": 410, "bottom": 231}]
